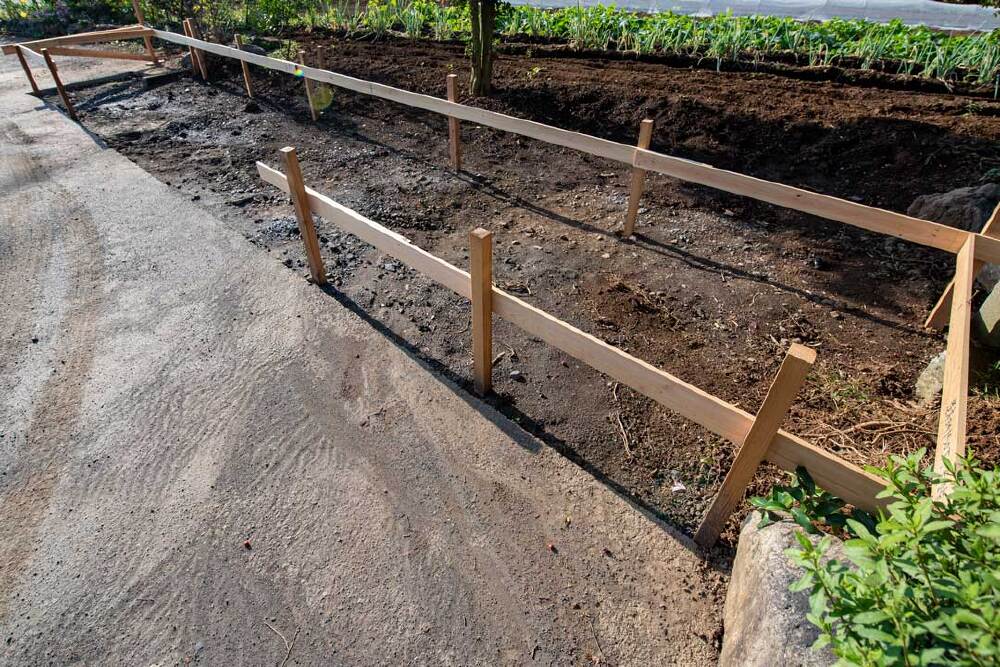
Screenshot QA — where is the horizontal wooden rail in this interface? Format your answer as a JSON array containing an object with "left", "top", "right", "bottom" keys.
[
  {"left": 43, "top": 46, "right": 158, "bottom": 62},
  {"left": 633, "top": 149, "right": 970, "bottom": 254},
  {"left": 257, "top": 160, "right": 888, "bottom": 512},
  {"left": 156, "top": 29, "right": 1000, "bottom": 265},
  {"left": 2, "top": 26, "right": 152, "bottom": 55}
]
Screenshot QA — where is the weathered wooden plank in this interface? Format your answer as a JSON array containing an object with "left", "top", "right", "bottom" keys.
[
  {"left": 257, "top": 159, "right": 889, "bottom": 512},
  {"left": 153, "top": 30, "right": 635, "bottom": 164},
  {"left": 154, "top": 30, "right": 1000, "bottom": 264},
  {"left": 634, "top": 148, "right": 970, "bottom": 253},
  {"left": 235, "top": 34, "right": 254, "bottom": 98}
]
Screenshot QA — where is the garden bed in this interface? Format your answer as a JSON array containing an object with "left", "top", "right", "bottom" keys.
[{"left": 68, "top": 34, "right": 1000, "bottom": 543}]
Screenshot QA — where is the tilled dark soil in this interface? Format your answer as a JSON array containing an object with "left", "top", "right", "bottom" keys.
[{"left": 68, "top": 35, "right": 1000, "bottom": 543}]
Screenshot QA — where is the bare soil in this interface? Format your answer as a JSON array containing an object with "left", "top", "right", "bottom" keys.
[{"left": 66, "top": 34, "right": 1000, "bottom": 544}]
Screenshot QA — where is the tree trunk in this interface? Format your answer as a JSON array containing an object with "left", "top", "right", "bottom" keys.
[{"left": 469, "top": 0, "right": 496, "bottom": 97}]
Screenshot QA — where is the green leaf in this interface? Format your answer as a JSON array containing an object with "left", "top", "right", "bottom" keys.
[
  {"left": 976, "top": 523, "right": 1000, "bottom": 541},
  {"left": 855, "top": 626, "right": 896, "bottom": 643},
  {"left": 846, "top": 518, "right": 878, "bottom": 545},
  {"left": 792, "top": 508, "right": 817, "bottom": 534},
  {"left": 852, "top": 610, "right": 890, "bottom": 625},
  {"left": 790, "top": 572, "right": 814, "bottom": 593},
  {"left": 922, "top": 519, "right": 954, "bottom": 533}
]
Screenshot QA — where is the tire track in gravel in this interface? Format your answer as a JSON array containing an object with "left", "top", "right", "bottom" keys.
[{"left": 0, "top": 122, "right": 103, "bottom": 619}]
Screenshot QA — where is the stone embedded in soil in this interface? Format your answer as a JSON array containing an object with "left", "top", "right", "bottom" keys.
[
  {"left": 907, "top": 183, "right": 1000, "bottom": 233},
  {"left": 720, "top": 512, "right": 837, "bottom": 667},
  {"left": 915, "top": 351, "right": 946, "bottom": 405}
]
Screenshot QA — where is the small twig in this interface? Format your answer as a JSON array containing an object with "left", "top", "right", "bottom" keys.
[
  {"left": 588, "top": 614, "right": 608, "bottom": 665},
  {"left": 614, "top": 411, "right": 633, "bottom": 459},
  {"left": 264, "top": 621, "right": 300, "bottom": 667}
]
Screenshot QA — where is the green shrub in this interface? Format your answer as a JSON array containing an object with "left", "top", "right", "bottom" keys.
[{"left": 770, "top": 451, "right": 1000, "bottom": 665}]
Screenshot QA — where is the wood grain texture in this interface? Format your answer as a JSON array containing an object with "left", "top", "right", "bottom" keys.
[
  {"left": 694, "top": 344, "right": 816, "bottom": 548},
  {"left": 624, "top": 119, "right": 654, "bottom": 237},
  {"left": 934, "top": 236, "right": 975, "bottom": 485},
  {"left": 181, "top": 20, "right": 197, "bottom": 75},
  {"left": 470, "top": 229, "right": 493, "bottom": 396},
  {"left": 186, "top": 20, "right": 210, "bottom": 80}
]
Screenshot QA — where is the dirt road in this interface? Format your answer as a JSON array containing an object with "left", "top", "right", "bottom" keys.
[{"left": 0, "top": 47, "right": 724, "bottom": 664}]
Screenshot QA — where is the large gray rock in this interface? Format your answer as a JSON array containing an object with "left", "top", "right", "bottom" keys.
[
  {"left": 907, "top": 183, "right": 1000, "bottom": 233},
  {"left": 720, "top": 512, "right": 839, "bottom": 667},
  {"left": 915, "top": 351, "right": 947, "bottom": 405}
]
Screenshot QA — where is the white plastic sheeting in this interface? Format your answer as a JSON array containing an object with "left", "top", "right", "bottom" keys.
[{"left": 508, "top": 0, "right": 1000, "bottom": 32}]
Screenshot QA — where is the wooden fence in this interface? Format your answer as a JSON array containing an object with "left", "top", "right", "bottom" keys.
[
  {"left": 6, "top": 22, "right": 990, "bottom": 543},
  {"left": 259, "top": 149, "right": 891, "bottom": 547},
  {"left": 149, "top": 25, "right": 992, "bottom": 510}
]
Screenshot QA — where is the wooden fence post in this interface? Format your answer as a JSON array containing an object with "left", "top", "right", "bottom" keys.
[
  {"left": 281, "top": 147, "right": 327, "bottom": 285},
  {"left": 14, "top": 46, "right": 41, "bottom": 95},
  {"left": 131, "top": 0, "right": 158, "bottom": 62},
  {"left": 446, "top": 73, "right": 462, "bottom": 171},
  {"left": 183, "top": 19, "right": 207, "bottom": 80},
  {"left": 181, "top": 20, "right": 197, "bottom": 75},
  {"left": 40, "top": 48, "right": 78, "bottom": 122},
  {"left": 925, "top": 202, "right": 999, "bottom": 330},
  {"left": 299, "top": 50, "right": 318, "bottom": 121},
  {"left": 623, "top": 119, "right": 654, "bottom": 237},
  {"left": 933, "top": 236, "right": 975, "bottom": 496},
  {"left": 185, "top": 18, "right": 209, "bottom": 80},
  {"left": 470, "top": 228, "right": 493, "bottom": 396},
  {"left": 694, "top": 343, "right": 816, "bottom": 548},
  {"left": 234, "top": 34, "right": 253, "bottom": 98}
]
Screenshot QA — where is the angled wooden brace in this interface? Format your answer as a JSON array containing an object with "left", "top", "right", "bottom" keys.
[{"left": 694, "top": 343, "right": 816, "bottom": 548}]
